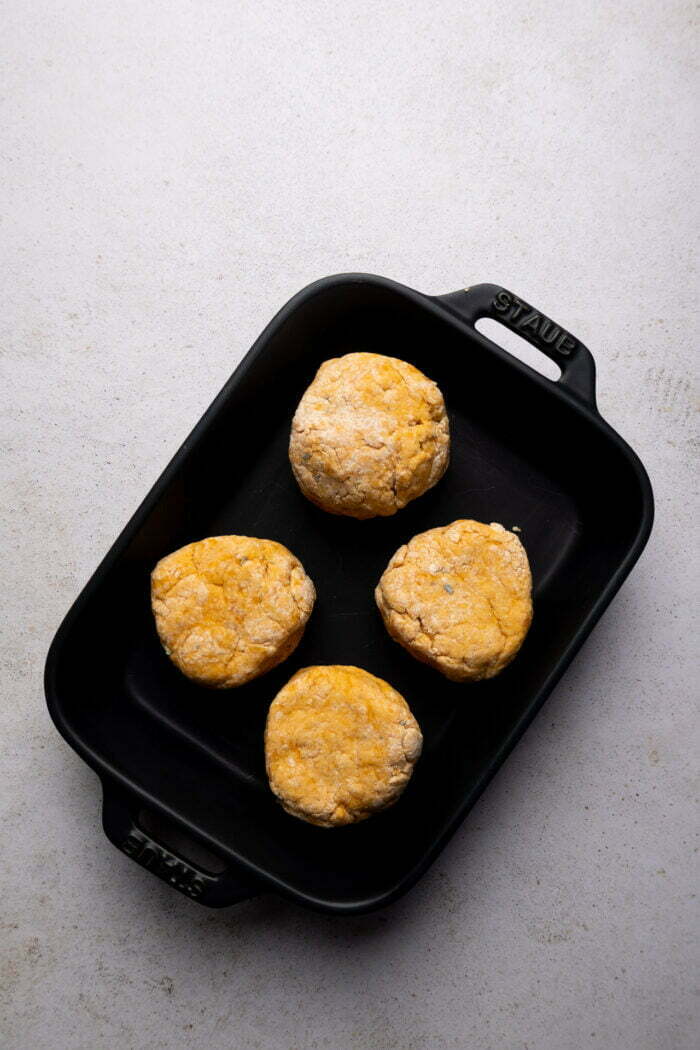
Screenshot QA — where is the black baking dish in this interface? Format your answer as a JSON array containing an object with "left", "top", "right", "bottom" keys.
[{"left": 45, "top": 275, "right": 653, "bottom": 914}]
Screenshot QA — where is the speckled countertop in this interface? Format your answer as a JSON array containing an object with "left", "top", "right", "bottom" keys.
[{"left": 2, "top": 2, "right": 697, "bottom": 1048}]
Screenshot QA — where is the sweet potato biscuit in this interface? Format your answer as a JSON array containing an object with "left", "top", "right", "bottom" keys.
[
  {"left": 376, "top": 520, "right": 532, "bottom": 681},
  {"left": 151, "top": 536, "right": 315, "bottom": 688},
  {"left": 265, "top": 665, "right": 423, "bottom": 826},
  {"left": 289, "top": 352, "right": 449, "bottom": 518}
]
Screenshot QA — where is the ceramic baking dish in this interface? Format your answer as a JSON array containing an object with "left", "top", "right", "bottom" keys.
[{"left": 45, "top": 275, "right": 653, "bottom": 913}]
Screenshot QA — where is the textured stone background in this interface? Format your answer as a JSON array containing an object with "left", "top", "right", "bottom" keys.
[{"left": 1, "top": 2, "right": 697, "bottom": 1048}]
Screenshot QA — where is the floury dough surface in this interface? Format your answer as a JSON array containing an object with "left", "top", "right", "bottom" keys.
[
  {"left": 265, "top": 665, "right": 422, "bottom": 826},
  {"left": 376, "top": 520, "right": 533, "bottom": 681},
  {"left": 151, "top": 536, "right": 315, "bottom": 688},
  {"left": 289, "top": 352, "right": 450, "bottom": 518}
]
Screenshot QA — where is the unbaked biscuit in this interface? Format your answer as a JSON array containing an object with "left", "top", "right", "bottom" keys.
[
  {"left": 375, "top": 520, "right": 532, "bottom": 681},
  {"left": 289, "top": 352, "right": 449, "bottom": 518},
  {"left": 151, "top": 536, "right": 315, "bottom": 688},
  {"left": 265, "top": 665, "right": 422, "bottom": 826}
]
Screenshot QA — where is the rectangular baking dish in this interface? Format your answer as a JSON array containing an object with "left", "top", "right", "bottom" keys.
[{"left": 45, "top": 275, "right": 653, "bottom": 914}]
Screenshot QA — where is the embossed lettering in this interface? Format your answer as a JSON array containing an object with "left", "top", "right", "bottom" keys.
[
  {"left": 139, "top": 844, "right": 160, "bottom": 869},
  {"left": 492, "top": 290, "right": 511, "bottom": 312},
  {"left": 122, "top": 831, "right": 143, "bottom": 857},
  {"left": 539, "top": 319, "right": 560, "bottom": 344},
  {"left": 120, "top": 827, "right": 210, "bottom": 900},
  {"left": 187, "top": 878, "right": 206, "bottom": 899},
  {"left": 519, "top": 311, "right": 541, "bottom": 333},
  {"left": 489, "top": 291, "right": 577, "bottom": 359},
  {"left": 556, "top": 334, "right": 576, "bottom": 356}
]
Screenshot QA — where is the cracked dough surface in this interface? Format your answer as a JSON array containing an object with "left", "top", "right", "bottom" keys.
[
  {"left": 376, "top": 520, "right": 532, "bottom": 681},
  {"left": 151, "top": 536, "right": 315, "bottom": 688},
  {"left": 265, "top": 665, "right": 423, "bottom": 826},
  {"left": 289, "top": 352, "right": 449, "bottom": 518}
]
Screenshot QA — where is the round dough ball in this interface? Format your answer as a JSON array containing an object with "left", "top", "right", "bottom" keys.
[
  {"left": 151, "top": 536, "right": 315, "bottom": 688},
  {"left": 289, "top": 352, "right": 449, "bottom": 519},
  {"left": 375, "top": 520, "right": 532, "bottom": 682},
  {"left": 265, "top": 665, "right": 422, "bottom": 827}
]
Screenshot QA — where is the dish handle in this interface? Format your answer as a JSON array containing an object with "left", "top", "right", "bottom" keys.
[
  {"left": 437, "top": 284, "right": 598, "bottom": 409},
  {"left": 101, "top": 782, "right": 259, "bottom": 908}
]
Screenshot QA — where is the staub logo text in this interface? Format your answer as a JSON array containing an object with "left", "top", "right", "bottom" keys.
[
  {"left": 122, "top": 828, "right": 206, "bottom": 899},
  {"left": 491, "top": 290, "right": 577, "bottom": 357}
]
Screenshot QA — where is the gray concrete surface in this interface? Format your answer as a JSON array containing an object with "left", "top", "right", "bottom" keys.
[{"left": 1, "top": 2, "right": 698, "bottom": 1048}]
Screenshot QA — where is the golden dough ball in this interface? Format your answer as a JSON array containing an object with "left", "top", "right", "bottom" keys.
[
  {"left": 265, "top": 665, "right": 422, "bottom": 826},
  {"left": 151, "top": 536, "right": 315, "bottom": 688},
  {"left": 289, "top": 352, "right": 449, "bottom": 519},
  {"left": 376, "top": 520, "right": 532, "bottom": 681}
]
